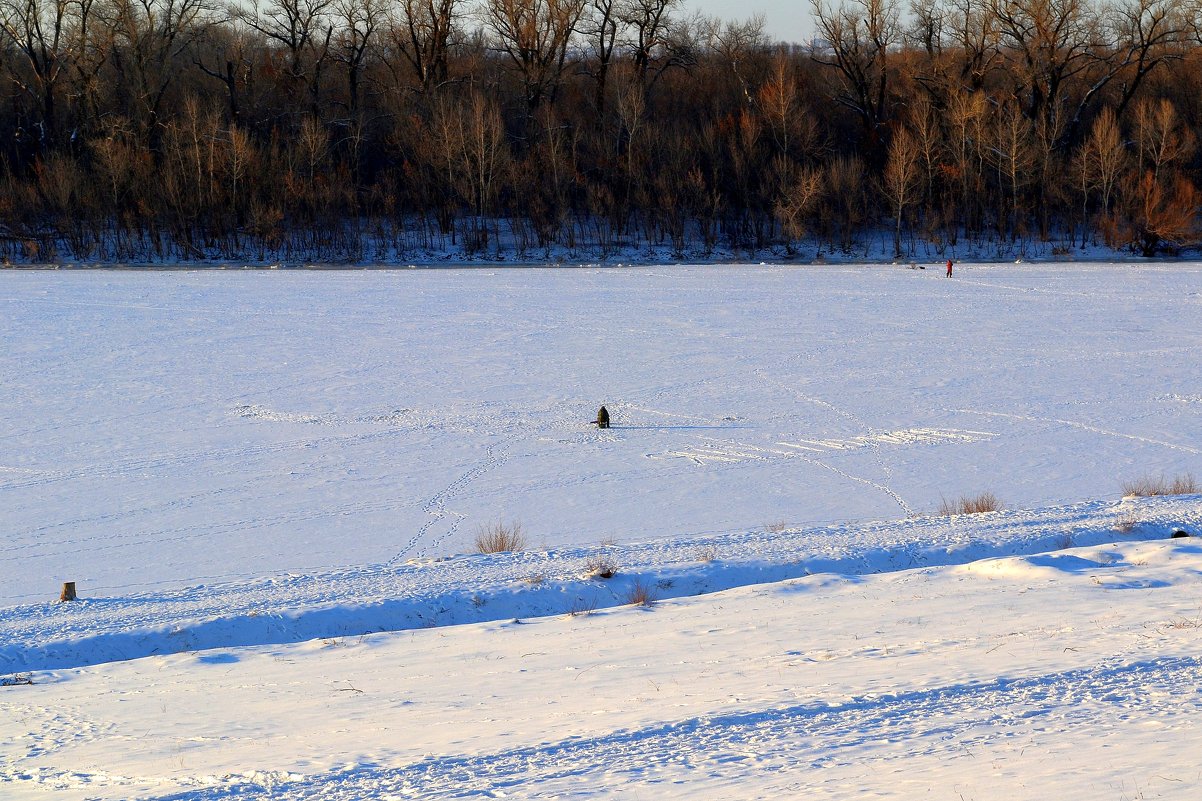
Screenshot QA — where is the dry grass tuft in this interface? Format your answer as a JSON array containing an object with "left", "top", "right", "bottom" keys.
[
  {"left": 695, "top": 545, "right": 718, "bottom": 563},
  {"left": 1114, "top": 507, "right": 1141, "bottom": 534},
  {"left": 623, "top": 579, "right": 658, "bottom": 607},
  {"left": 567, "top": 596, "right": 598, "bottom": 617},
  {"left": 764, "top": 521, "right": 787, "bottom": 533},
  {"left": 1122, "top": 473, "right": 1199, "bottom": 498},
  {"left": 475, "top": 521, "right": 526, "bottom": 554},
  {"left": 938, "top": 492, "right": 1003, "bottom": 516}
]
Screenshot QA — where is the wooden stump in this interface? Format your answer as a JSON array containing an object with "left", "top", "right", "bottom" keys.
[{"left": 60, "top": 581, "right": 77, "bottom": 602}]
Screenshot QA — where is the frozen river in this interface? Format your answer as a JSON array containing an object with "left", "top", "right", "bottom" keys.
[{"left": 2, "top": 263, "right": 1200, "bottom": 604}]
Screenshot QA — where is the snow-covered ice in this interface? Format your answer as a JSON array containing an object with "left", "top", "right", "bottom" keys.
[
  {"left": 2, "top": 263, "right": 1200, "bottom": 604},
  {"left": 2, "top": 262, "right": 1201, "bottom": 800}
]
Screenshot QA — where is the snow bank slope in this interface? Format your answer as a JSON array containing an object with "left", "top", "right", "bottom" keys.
[{"left": 3, "top": 495, "right": 1198, "bottom": 673}]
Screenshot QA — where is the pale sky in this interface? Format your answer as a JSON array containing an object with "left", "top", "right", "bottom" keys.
[{"left": 691, "top": 0, "right": 816, "bottom": 45}]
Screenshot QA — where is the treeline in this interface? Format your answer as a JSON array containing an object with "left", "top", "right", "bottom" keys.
[{"left": 1, "top": 0, "right": 1201, "bottom": 262}]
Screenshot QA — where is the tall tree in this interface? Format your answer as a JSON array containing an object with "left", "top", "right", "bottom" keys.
[
  {"left": 810, "top": 0, "right": 901, "bottom": 159},
  {"left": 485, "top": 0, "right": 585, "bottom": 113}
]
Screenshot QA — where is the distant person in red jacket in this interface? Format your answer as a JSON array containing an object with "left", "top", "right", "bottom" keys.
[{"left": 945, "top": 259, "right": 954, "bottom": 277}]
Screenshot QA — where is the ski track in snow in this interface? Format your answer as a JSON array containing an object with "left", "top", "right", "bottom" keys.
[
  {"left": 751, "top": 367, "right": 925, "bottom": 518},
  {"left": 123, "top": 656, "right": 1202, "bottom": 800},
  {"left": 948, "top": 408, "right": 1201, "bottom": 455}
]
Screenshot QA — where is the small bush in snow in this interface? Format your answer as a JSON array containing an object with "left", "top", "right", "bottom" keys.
[
  {"left": 764, "top": 521, "right": 787, "bottom": 533},
  {"left": 475, "top": 521, "right": 526, "bottom": 554},
  {"left": 623, "top": 580, "right": 658, "bottom": 607},
  {"left": 585, "top": 556, "right": 618, "bottom": 579},
  {"left": 939, "top": 492, "right": 1003, "bottom": 515},
  {"left": 1122, "top": 473, "right": 1199, "bottom": 498}
]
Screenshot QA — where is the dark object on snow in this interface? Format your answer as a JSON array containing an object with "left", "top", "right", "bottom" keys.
[
  {"left": 1, "top": 674, "right": 34, "bottom": 687},
  {"left": 1171, "top": 529, "right": 1191, "bottom": 538},
  {"left": 595, "top": 405, "right": 610, "bottom": 429},
  {"left": 59, "top": 581, "right": 77, "bottom": 602}
]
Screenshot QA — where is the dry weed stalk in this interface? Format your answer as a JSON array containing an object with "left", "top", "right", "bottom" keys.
[{"left": 624, "top": 579, "right": 658, "bottom": 607}]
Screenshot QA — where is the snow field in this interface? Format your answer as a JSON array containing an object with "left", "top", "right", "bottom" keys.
[{"left": 3, "top": 262, "right": 1202, "bottom": 800}]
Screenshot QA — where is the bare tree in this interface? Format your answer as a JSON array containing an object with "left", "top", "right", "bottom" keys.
[
  {"left": 0, "top": 0, "right": 91, "bottom": 142},
  {"left": 579, "top": 0, "right": 623, "bottom": 115},
  {"left": 225, "top": 122, "right": 254, "bottom": 223},
  {"left": 810, "top": 0, "right": 901, "bottom": 153},
  {"left": 988, "top": 100, "right": 1035, "bottom": 237},
  {"left": 945, "top": 87, "right": 987, "bottom": 234},
  {"left": 1121, "top": 170, "right": 1199, "bottom": 255},
  {"left": 1132, "top": 98, "right": 1194, "bottom": 182},
  {"left": 106, "top": 0, "right": 218, "bottom": 140},
  {"left": 460, "top": 90, "right": 509, "bottom": 244},
  {"left": 703, "top": 14, "right": 767, "bottom": 108},
  {"left": 619, "top": 0, "right": 676, "bottom": 89},
  {"left": 331, "top": 0, "right": 381, "bottom": 116},
  {"left": 990, "top": 0, "right": 1176, "bottom": 148},
  {"left": 908, "top": 94, "right": 942, "bottom": 215},
  {"left": 757, "top": 51, "right": 797, "bottom": 156},
  {"left": 1107, "top": 0, "right": 1185, "bottom": 120},
  {"left": 194, "top": 17, "right": 251, "bottom": 122},
  {"left": 774, "top": 164, "right": 822, "bottom": 250},
  {"left": 883, "top": 127, "right": 920, "bottom": 255},
  {"left": 1079, "top": 106, "right": 1125, "bottom": 236},
  {"left": 907, "top": 0, "right": 1003, "bottom": 131},
  {"left": 236, "top": 0, "right": 334, "bottom": 115},
  {"left": 824, "top": 154, "right": 868, "bottom": 251},
  {"left": 380, "top": 0, "right": 459, "bottom": 93},
  {"left": 484, "top": 0, "right": 585, "bottom": 113}
]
